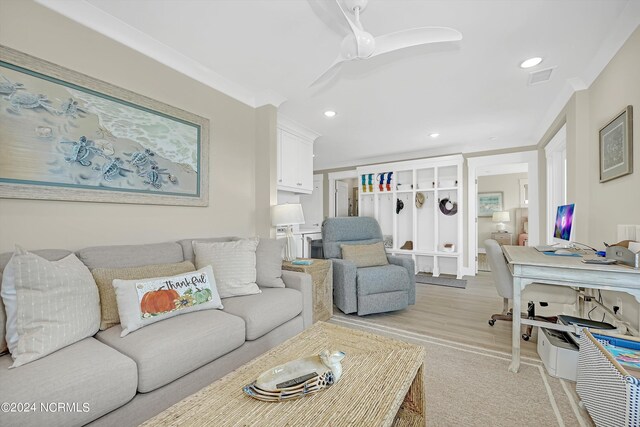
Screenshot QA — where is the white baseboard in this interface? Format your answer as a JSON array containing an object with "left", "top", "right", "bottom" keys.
[{"left": 461, "top": 266, "right": 476, "bottom": 277}]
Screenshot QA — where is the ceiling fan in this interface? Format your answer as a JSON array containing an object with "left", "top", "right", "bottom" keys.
[{"left": 311, "top": 0, "right": 462, "bottom": 86}]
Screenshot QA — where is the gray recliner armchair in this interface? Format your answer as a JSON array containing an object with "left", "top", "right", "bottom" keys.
[{"left": 322, "top": 217, "right": 416, "bottom": 316}]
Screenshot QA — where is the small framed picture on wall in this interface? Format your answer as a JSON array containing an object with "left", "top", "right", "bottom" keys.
[
  {"left": 599, "top": 105, "right": 633, "bottom": 183},
  {"left": 478, "top": 192, "right": 503, "bottom": 217}
]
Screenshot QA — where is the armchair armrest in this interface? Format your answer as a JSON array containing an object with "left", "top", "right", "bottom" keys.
[
  {"left": 331, "top": 258, "right": 358, "bottom": 314},
  {"left": 387, "top": 255, "right": 416, "bottom": 304},
  {"left": 282, "top": 270, "right": 313, "bottom": 329}
]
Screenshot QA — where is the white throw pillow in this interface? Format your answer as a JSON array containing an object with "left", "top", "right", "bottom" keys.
[
  {"left": 1, "top": 256, "right": 18, "bottom": 355},
  {"left": 8, "top": 248, "right": 100, "bottom": 368},
  {"left": 0, "top": 296, "right": 6, "bottom": 355},
  {"left": 112, "top": 265, "right": 223, "bottom": 337},
  {"left": 193, "top": 238, "right": 261, "bottom": 298}
]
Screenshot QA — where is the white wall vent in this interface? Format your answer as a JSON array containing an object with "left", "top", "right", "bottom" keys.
[{"left": 528, "top": 67, "right": 555, "bottom": 85}]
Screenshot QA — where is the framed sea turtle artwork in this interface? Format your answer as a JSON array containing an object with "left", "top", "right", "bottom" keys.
[{"left": 0, "top": 45, "right": 209, "bottom": 206}]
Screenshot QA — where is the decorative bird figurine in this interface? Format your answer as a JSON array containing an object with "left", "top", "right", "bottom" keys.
[{"left": 243, "top": 350, "right": 345, "bottom": 402}]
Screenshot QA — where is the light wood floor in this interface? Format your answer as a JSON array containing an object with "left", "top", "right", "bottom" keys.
[{"left": 339, "top": 272, "right": 541, "bottom": 359}]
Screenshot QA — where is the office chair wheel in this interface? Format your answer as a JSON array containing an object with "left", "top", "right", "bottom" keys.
[
  {"left": 488, "top": 319, "right": 496, "bottom": 326},
  {"left": 522, "top": 333, "right": 530, "bottom": 341}
]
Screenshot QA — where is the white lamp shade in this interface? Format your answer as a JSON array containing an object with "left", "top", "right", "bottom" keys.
[
  {"left": 492, "top": 211, "right": 510, "bottom": 222},
  {"left": 271, "top": 204, "right": 305, "bottom": 226}
]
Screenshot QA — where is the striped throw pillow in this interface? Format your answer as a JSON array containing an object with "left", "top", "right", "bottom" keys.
[
  {"left": 193, "top": 238, "right": 261, "bottom": 298},
  {"left": 11, "top": 248, "right": 100, "bottom": 368}
]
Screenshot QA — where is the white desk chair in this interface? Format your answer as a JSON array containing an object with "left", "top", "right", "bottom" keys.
[{"left": 485, "top": 239, "right": 577, "bottom": 340}]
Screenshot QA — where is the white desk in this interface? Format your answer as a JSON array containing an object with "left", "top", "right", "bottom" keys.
[{"left": 502, "top": 245, "right": 640, "bottom": 373}]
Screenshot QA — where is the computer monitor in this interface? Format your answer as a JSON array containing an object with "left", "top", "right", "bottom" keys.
[{"left": 553, "top": 203, "right": 575, "bottom": 244}]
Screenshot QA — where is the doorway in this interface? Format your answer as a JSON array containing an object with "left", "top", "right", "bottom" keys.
[
  {"left": 475, "top": 164, "right": 529, "bottom": 271},
  {"left": 328, "top": 170, "right": 359, "bottom": 217},
  {"left": 335, "top": 180, "right": 350, "bottom": 217},
  {"left": 467, "top": 151, "right": 539, "bottom": 276}
]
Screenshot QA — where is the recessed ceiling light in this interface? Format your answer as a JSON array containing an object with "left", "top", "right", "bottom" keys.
[
  {"left": 489, "top": 136, "right": 497, "bottom": 141},
  {"left": 429, "top": 133, "right": 440, "bottom": 138},
  {"left": 324, "top": 110, "right": 336, "bottom": 118},
  {"left": 520, "top": 57, "right": 543, "bottom": 69}
]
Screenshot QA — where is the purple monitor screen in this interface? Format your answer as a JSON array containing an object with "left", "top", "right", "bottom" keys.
[{"left": 553, "top": 204, "right": 575, "bottom": 241}]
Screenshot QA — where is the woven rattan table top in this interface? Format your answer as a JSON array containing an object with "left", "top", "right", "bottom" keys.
[{"left": 141, "top": 321, "right": 425, "bottom": 427}]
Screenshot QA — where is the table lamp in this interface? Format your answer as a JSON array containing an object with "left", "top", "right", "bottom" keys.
[
  {"left": 492, "top": 211, "right": 510, "bottom": 232},
  {"left": 271, "top": 203, "right": 305, "bottom": 261}
]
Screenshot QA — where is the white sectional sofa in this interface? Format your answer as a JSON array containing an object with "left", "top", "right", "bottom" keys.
[{"left": 0, "top": 237, "right": 312, "bottom": 427}]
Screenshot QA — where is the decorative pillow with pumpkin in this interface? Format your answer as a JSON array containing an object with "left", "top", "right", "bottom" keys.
[
  {"left": 92, "top": 260, "right": 196, "bottom": 330},
  {"left": 112, "top": 265, "right": 223, "bottom": 337}
]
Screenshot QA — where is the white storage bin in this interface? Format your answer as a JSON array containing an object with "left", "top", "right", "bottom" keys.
[{"left": 576, "top": 330, "right": 640, "bottom": 427}]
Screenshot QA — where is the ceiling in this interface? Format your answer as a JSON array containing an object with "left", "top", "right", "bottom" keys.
[{"left": 37, "top": 0, "right": 640, "bottom": 170}]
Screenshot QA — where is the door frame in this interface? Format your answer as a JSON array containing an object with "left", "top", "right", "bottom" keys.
[
  {"left": 335, "top": 180, "right": 350, "bottom": 217},
  {"left": 327, "top": 170, "right": 358, "bottom": 218},
  {"left": 467, "top": 151, "right": 539, "bottom": 276}
]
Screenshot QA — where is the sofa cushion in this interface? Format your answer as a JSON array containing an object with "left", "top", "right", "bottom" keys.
[
  {"left": 96, "top": 310, "right": 245, "bottom": 393},
  {"left": 91, "top": 260, "right": 196, "bottom": 330},
  {"left": 356, "top": 265, "right": 410, "bottom": 295},
  {"left": 222, "top": 288, "right": 302, "bottom": 341},
  {"left": 113, "top": 265, "right": 224, "bottom": 337},
  {"left": 256, "top": 238, "right": 286, "bottom": 288},
  {"left": 76, "top": 242, "right": 184, "bottom": 269},
  {"left": 0, "top": 337, "right": 137, "bottom": 427},
  {"left": 177, "top": 237, "right": 235, "bottom": 265}
]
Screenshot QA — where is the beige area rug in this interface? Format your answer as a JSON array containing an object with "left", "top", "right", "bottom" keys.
[{"left": 329, "top": 315, "right": 593, "bottom": 427}]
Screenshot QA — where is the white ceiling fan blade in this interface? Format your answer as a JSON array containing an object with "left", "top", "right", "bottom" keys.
[
  {"left": 309, "top": 57, "right": 345, "bottom": 87},
  {"left": 371, "top": 27, "right": 462, "bottom": 58}
]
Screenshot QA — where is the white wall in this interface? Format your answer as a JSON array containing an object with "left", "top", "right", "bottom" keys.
[
  {"left": 538, "top": 26, "right": 640, "bottom": 331},
  {"left": 477, "top": 172, "right": 528, "bottom": 249},
  {"left": 0, "top": 1, "right": 267, "bottom": 252}
]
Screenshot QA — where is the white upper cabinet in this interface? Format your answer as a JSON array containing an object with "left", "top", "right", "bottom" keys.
[
  {"left": 277, "top": 116, "right": 320, "bottom": 194},
  {"left": 298, "top": 139, "right": 314, "bottom": 190}
]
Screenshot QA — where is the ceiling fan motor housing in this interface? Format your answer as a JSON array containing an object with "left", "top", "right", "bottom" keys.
[{"left": 341, "top": 32, "right": 375, "bottom": 59}]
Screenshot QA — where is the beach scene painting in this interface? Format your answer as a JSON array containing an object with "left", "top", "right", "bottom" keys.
[
  {"left": 477, "top": 192, "right": 503, "bottom": 217},
  {"left": 0, "top": 46, "right": 209, "bottom": 206}
]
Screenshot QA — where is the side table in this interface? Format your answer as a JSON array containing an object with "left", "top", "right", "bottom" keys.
[
  {"left": 282, "top": 259, "right": 333, "bottom": 323},
  {"left": 491, "top": 232, "right": 513, "bottom": 246}
]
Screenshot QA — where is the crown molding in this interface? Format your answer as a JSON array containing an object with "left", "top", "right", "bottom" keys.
[
  {"left": 34, "top": 0, "right": 287, "bottom": 109},
  {"left": 314, "top": 138, "right": 533, "bottom": 171},
  {"left": 255, "top": 89, "right": 288, "bottom": 108},
  {"left": 277, "top": 114, "right": 321, "bottom": 142}
]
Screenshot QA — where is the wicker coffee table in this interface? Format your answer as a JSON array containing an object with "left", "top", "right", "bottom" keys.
[{"left": 142, "top": 322, "right": 426, "bottom": 427}]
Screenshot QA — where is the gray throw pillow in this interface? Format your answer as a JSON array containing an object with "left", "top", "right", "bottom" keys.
[{"left": 256, "top": 238, "right": 285, "bottom": 288}]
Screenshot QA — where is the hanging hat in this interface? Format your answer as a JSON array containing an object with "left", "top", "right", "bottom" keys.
[
  {"left": 415, "top": 192, "right": 425, "bottom": 208},
  {"left": 439, "top": 197, "right": 458, "bottom": 216},
  {"left": 396, "top": 198, "right": 404, "bottom": 214}
]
